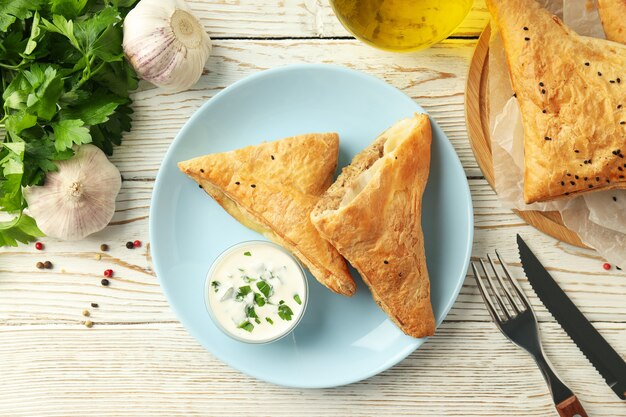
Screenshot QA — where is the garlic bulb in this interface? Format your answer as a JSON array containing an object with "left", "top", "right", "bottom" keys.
[
  {"left": 123, "top": 0, "right": 212, "bottom": 92},
  {"left": 24, "top": 145, "right": 122, "bottom": 241}
]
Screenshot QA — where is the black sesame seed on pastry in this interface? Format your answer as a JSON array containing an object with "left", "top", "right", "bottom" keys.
[{"left": 486, "top": 0, "right": 626, "bottom": 203}]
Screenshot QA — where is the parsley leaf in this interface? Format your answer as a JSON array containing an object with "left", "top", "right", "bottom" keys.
[
  {"left": 278, "top": 304, "right": 294, "bottom": 321},
  {"left": 0, "top": 213, "right": 44, "bottom": 246},
  {"left": 0, "top": 0, "right": 44, "bottom": 32},
  {"left": 245, "top": 305, "right": 258, "bottom": 319},
  {"left": 256, "top": 281, "right": 271, "bottom": 298},
  {"left": 253, "top": 292, "right": 266, "bottom": 307},
  {"left": 52, "top": 119, "right": 91, "bottom": 151},
  {"left": 235, "top": 285, "right": 252, "bottom": 301},
  {"left": 238, "top": 321, "right": 254, "bottom": 333}
]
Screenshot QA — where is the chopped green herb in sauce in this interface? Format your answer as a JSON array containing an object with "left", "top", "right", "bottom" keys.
[
  {"left": 235, "top": 285, "right": 252, "bottom": 301},
  {"left": 243, "top": 251, "right": 252, "bottom": 256},
  {"left": 211, "top": 281, "right": 220, "bottom": 293},
  {"left": 278, "top": 304, "right": 294, "bottom": 321},
  {"left": 238, "top": 321, "right": 254, "bottom": 332},
  {"left": 254, "top": 293, "right": 266, "bottom": 307},
  {"left": 294, "top": 294, "right": 302, "bottom": 305},
  {"left": 266, "top": 317, "right": 274, "bottom": 325},
  {"left": 245, "top": 305, "right": 258, "bottom": 318},
  {"left": 256, "top": 281, "right": 272, "bottom": 298}
]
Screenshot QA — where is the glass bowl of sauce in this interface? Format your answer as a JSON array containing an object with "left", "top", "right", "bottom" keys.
[
  {"left": 205, "top": 241, "right": 308, "bottom": 344},
  {"left": 330, "top": 0, "right": 474, "bottom": 52}
]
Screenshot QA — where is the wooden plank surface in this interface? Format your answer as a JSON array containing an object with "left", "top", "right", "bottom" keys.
[
  {"left": 1, "top": 1, "right": 625, "bottom": 416},
  {"left": 1, "top": 322, "right": 624, "bottom": 416}
]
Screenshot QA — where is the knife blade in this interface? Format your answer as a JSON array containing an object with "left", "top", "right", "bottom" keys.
[{"left": 517, "top": 234, "right": 626, "bottom": 400}]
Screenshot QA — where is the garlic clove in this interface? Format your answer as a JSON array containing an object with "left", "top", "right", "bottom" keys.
[
  {"left": 123, "top": 0, "right": 212, "bottom": 92},
  {"left": 24, "top": 145, "right": 122, "bottom": 241}
]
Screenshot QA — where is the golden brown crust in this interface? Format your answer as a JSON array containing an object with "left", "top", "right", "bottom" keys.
[
  {"left": 178, "top": 133, "right": 356, "bottom": 296},
  {"left": 486, "top": 0, "right": 626, "bottom": 203},
  {"left": 311, "top": 115, "right": 435, "bottom": 338},
  {"left": 598, "top": 0, "right": 626, "bottom": 44}
]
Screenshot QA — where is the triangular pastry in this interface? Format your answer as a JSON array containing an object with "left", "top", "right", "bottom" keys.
[
  {"left": 487, "top": 0, "right": 626, "bottom": 203},
  {"left": 598, "top": 0, "right": 626, "bottom": 44},
  {"left": 178, "top": 133, "right": 356, "bottom": 296},
  {"left": 311, "top": 115, "right": 435, "bottom": 338}
]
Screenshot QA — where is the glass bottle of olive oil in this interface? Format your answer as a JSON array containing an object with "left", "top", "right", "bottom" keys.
[{"left": 331, "top": 0, "right": 474, "bottom": 52}]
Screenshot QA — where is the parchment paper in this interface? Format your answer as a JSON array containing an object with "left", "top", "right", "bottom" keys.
[{"left": 488, "top": 0, "right": 626, "bottom": 266}]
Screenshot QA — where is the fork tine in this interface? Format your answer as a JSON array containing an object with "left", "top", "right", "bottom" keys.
[
  {"left": 487, "top": 254, "right": 522, "bottom": 314},
  {"left": 495, "top": 249, "right": 532, "bottom": 310},
  {"left": 472, "top": 262, "right": 503, "bottom": 323},
  {"left": 479, "top": 259, "right": 512, "bottom": 320}
]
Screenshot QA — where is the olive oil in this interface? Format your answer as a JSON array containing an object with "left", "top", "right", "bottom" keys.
[{"left": 331, "top": 0, "right": 473, "bottom": 52}]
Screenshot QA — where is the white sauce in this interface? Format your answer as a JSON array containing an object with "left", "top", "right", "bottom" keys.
[{"left": 206, "top": 242, "right": 307, "bottom": 343}]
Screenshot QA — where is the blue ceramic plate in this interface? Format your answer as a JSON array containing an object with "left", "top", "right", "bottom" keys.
[{"left": 150, "top": 64, "right": 473, "bottom": 388}]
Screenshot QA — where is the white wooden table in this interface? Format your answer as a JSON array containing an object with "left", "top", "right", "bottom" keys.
[{"left": 1, "top": 1, "right": 625, "bottom": 416}]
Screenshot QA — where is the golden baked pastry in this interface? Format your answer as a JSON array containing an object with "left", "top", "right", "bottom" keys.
[
  {"left": 598, "top": 0, "right": 626, "bottom": 44},
  {"left": 178, "top": 133, "right": 356, "bottom": 296},
  {"left": 487, "top": 0, "right": 626, "bottom": 203},
  {"left": 311, "top": 114, "right": 435, "bottom": 338}
]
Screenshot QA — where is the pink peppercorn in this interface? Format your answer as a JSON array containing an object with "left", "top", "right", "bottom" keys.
[
  {"left": 603, "top": 263, "right": 611, "bottom": 271},
  {"left": 35, "top": 242, "right": 43, "bottom": 250},
  {"left": 133, "top": 240, "right": 141, "bottom": 248},
  {"left": 103, "top": 269, "right": 113, "bottom": 277}
]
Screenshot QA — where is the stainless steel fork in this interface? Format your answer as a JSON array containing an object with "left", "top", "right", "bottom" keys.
[{"left": 472, "top": 251, "right": 588, "bottom": 417}]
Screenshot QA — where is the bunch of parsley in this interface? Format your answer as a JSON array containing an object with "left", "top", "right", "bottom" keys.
[{"left": 0, "top": 0, "right": 138, "bottom": 246}]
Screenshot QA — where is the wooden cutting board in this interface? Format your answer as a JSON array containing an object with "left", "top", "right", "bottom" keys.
[{"left": 465, "top": 24, "right": 587, "bottom": 248}]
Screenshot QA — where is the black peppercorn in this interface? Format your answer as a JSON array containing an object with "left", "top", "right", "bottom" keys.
[
  {"left": 44, "top": 261, "right": 52, "bottom": 269},
  {"left": 91, "top": 303, "right": 99, "bottom": 308},
  {"left": 100, "top": 244, "right": 109, "bottom": 252},
  {"left": 584, "top": 62, "right": 590, "bottom": 66},
  {"left": 36, "top": 262, "right": 44, "bottom": 269},
  {"left": 101, "top": 278, "right": 110, "bottom": 286},
  {"left": 126, "top": 241, "right": 134, "bottom": 249},
  {"left": 251, "top": 184, "right": 256, "bottom": 188},
  {"left": 235, "top": 181, "right": 240, "bottom": 185}
]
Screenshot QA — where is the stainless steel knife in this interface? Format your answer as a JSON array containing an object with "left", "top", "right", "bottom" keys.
[{"left": 517, "top": 234, "right": 626, "bottom": 400}]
